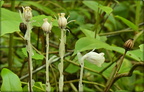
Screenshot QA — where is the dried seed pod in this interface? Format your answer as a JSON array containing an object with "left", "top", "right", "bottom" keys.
[
  {"left": 19, "top": 22, "right": 27, "bottom": 35},
  {"left": 124, "top": 39, "right": 134, "bottom": 51}
]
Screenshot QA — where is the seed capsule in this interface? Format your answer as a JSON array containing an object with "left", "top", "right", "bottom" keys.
[
  {"left": 58, "top": 13, "right": 67, "bottom": 29},
  {"left": 19, "top": 22, "right": 27, "bottom": 35},
  {"left": 124, "top": 39, "right": 134, "bottom": 51}
]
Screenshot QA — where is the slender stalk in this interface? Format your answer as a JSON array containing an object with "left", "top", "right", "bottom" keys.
[
  {"left": 8, "top": 34, "right": 13, "bottom": 69},
  {"left": 79, "top": 61, "right": 84, "bottom": 92},
  {"left": 25, "top": 22, "right": 33, "bottom": 92},
  {"left": 104, "top": 50, "right": 127, "bottom": 92},
  {"left": 45, "top": 33, "right": 51, "bottom": 92},
  {"left": 58, "top": 29, "right": 65, "bottom": 91},
  {"left": 8, "top": 0, "right": 15, "bottom": 69},
  {"left": 135, "top": 1, "right": 141, "bottom": 31}
]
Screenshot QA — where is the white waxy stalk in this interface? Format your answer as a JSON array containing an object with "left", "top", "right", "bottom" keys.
[
  {"left": 42, "top": 18, "right": 52, "bottom": 92},
  {"left": 77, "top": 51, "right": 105, "bottom": 92},
  {"left": 20, "top": 6, "right": 33, "bottom": 92},
  {"left": 58, "top": 13, "right": 68, "bottom": 92},
  {"left": 57, "top": 13, "right": 75, "bottom": 92}
]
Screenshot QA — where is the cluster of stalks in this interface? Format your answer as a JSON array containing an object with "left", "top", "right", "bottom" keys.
[{"left": 19, "top": 6, "right": 137, "bottom": 92}]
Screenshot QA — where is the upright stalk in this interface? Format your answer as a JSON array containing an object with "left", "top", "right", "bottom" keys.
[
  {"left": 58, "top": 29, "right": 66, "bottom": 91},
  {"left": 8, "top": 0, "right": 15, "bottom": 69},
  {"left": 45, "top": 33, "right": 51, "bottom": 92},
  {"left": 79, "top": 59, "right": 84, "bottom": 92},
  {"left": 135, "top": 1, "right": 141, "bottom": 31},
  {"left": 26, "top": 22, "right": 33, "bottom": 92},
  {"left": 19, "top": 6, "right": 33, "bottom": 91}
]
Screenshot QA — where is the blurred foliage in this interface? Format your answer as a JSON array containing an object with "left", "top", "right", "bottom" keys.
[{"left": 0, "top": 0, "right": 144, "bottom": 92}]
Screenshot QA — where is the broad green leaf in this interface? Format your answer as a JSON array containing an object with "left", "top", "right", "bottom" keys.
[
  {"left": 32, "top": 15, "right": 58, "bottom": 27},
  {"left": 25, "top": 1, "right": 55, "bottom": 15},
  {"left": 22, "top": 48, "right": 44, "bottom": 60},
  {"left": 1, "top": 8, "right": 21, "bottom": 21},
  {"left": 115, "top": 15, "right": 138, "bottom": 31},
  {"left": 99, "top": 5, "right": 113, "bottom": 14},
  {"left": 80, "top": 27, "right": 94, "bottom": 38},
  {"left": 1, "top": 8, "right": 21, "bottom": 36},
  {"left": 1, "top": 68, "right": 23, "bottom": 91},
  {"left": 128, "top": 49, "right": 143, "bottom": 61},
  {"left": 83, "top": 1, "right": 98, "bottom": 11},
  {"left": 73, "top": 37, "right": 112, "bottom": 55},
  {"left": 65, "top": 64, "right": 79, "bottom": 74},
  {"left": 139, "top": 44, "right": 144, "bottom": 52},
  {"left": 1, "top": 20, "right": 20, "bottom": 36},
  {"left": 83, "top": 1, "right": 113, "bottom": 14},
  {"left": 1, "top": 1, "right": 4, "bottom": 7},
  {"left": 74, "top": 37, "right": 141, "bottom": 61}
]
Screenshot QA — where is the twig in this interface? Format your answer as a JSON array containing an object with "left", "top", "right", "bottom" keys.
[
  {"left": 114, "top": 62, "right": 144, "bottom": 83},
  {"left": 104, "top": 50, "right": 127, "bottom": 92}
]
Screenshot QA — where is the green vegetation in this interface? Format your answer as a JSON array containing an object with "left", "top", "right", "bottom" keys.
[{"left": 0, "top": 0, "right": 143, "bottom": 92}]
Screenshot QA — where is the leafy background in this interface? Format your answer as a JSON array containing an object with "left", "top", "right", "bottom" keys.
[{"left": 0, "top": 0, "right": 144, "bottom": 92}]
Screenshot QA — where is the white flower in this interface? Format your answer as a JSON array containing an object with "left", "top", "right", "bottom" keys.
[
  {"left": 78, "top": 51, "right": 105, "bottom": 67},
  {"left": 42, "top": 18, "right": 52, "bottom": 33},
  {"left": 22, "top": 6, "right": 32, "bottom": 22},
  {"left": 58, "top": 13, "right": 67, "bottom": 29}
]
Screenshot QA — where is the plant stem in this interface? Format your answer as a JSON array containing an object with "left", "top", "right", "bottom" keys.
[
  {"left": 135, "top": 1, "right": 141, "bottom": 31},
  {"left": 104, "top": 50, "right": 127, "bottom": 92},
  {"left": 45, "top": 33, "right": 51, "bottom": 92},
  {"left": 79, "top": 61, "right": 84, "bottom": 92},
  {"left": 8, "top": 0, "right": 15, "bottom": 70},
  {"left": 8, "top": 34, "right": 13, "bottom": 69},
  {"left": 25, "top": 22, "right": 33, "bottom": 92},
  {"left": 58, "top": 29, "right": 66, "bottom": 91}
]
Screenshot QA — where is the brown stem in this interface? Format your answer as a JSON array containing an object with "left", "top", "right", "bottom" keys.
[
  {"left": 104, "top": 50, "right": 127, "bottom": 92},
  {"left": 114, "top": 62, "right": 144, "bottom": 83}
]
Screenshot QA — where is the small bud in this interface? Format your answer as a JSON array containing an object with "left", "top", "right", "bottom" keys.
[
  {"left": 22, "top": 6, "right": 32, "bottom": 22},
  {"left": 58, "top": 13, "right": 67, "bottom": 29},
  {"left": 19, "top": 22, "right": 27, "bottom": 34},
  {"left": 42, "top": 18, "right": 52, "bottom": 33},
  {"left": 124, "top": 39, "right": 134, "bottom": 51}
]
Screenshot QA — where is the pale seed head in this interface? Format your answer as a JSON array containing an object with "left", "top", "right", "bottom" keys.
[
  {"left": 58, "top": 13, "right": 67, "bottom": 29},
  {"left": 42, "top": 18, "right": 52, "bottom": 33},
  {"left": 22, "top": 6, "right": 32, "bottom": 22}
]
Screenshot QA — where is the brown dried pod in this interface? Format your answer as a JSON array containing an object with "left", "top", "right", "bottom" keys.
[
  {"left": 19, "top": 22, "right": 27, "bottom": 35},
  {"left": 124, "top": 39, "right": 134, "bottom": 51}
]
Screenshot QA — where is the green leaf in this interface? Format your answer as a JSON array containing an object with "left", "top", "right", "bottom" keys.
[
  {"left": 1, "top": 8, "right": 21, "bottom": 21},
  {"left": 139, "top": 44, "right": 144, "bottom": 52},
  {"left": 115, "top": 15, "right": 138, "bottom": 31},
  {"left": 25, "top": 1, "right": 55, "bottom": 15},
  {"left": 22, "top": 48, "right": 44, "bottom": 60},
  {"left": 32, "top": 15, "right": 58, "bottom": 27},
  {"left": 83, "top": 1, "right": 113, "bottom": 14},
  {"left": 80, "top": 27, "right": 94, "bottom": 38},
  {"left": 74, "top": 37, "right": 141, "bottom": 61},
  {"left": 73, "top": 37, "right": 112, "bottom": 55},
  {"left": 65, "top": 64, "right": 79, "bottom": 74},
  {"left": 83, "top": 1, "right": 98, "bottom": 11},
  {"left": 1, "top": 68, "right": 23, "bottom": 91},
  {"left": 1, "top": 20, "right": 20, "bottom": 36},
  {"left": 1, "top": 1, "right": 4, "bottom": 7},
  {"left": 1, "top": 8, "right": 21, "bottom": 36},
  {"left": 99, "top": 5, "right": 113, "bottom": 14}
]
